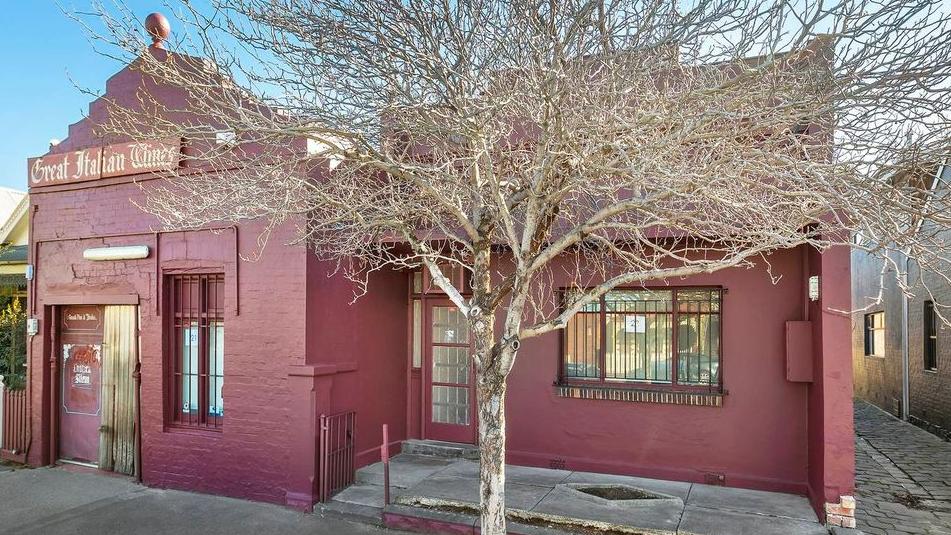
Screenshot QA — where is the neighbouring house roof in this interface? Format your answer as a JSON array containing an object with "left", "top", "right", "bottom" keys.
[
  {"left": 0, "top": 192, "right": 28, "bottom": 247},
  {"left": 0, "top": 245, "right": 28, "bottom": 264},
  {"left": 0, "top": 190, "right": 29, "bottom": 279},
  {"left": 0, "top": 187, "right": 25, "bottom": 216}
]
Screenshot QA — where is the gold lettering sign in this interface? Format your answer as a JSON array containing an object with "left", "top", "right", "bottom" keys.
[
  {"left": 28, "top": 137, "right": 181, "bottom": 188},
  {"left": 62, "top": 305, "right": 102, "bottom": 332}
]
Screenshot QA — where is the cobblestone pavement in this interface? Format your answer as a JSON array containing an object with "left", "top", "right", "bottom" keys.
[{"left": 855, "top": 400, "right": 951, "bottom": 534}]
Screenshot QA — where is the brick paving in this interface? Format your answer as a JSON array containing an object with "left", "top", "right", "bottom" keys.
[{"left": 855, "top": 399, "right": 951, "bottom": 534}]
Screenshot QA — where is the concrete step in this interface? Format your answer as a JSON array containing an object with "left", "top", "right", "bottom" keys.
[
  {"left": 319, "top": 485, "right": 385, "bottom": 526},
  {"left": 401, "top": 439, "right": 480, "bottom": 460},
  {"left": 333, "top": 454, "right": 459, "bottom": 516}
]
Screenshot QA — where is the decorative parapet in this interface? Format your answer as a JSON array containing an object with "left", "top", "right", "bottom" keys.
[
  {"left": 825, "top": 495, "right": 856, "bottom": 528},
  {"left": 554, "top": 384, "right": 723, "bottom": 407}
]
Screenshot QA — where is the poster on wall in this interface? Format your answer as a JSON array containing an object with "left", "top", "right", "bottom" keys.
[{"left": 62, "top": 344, "right": 102, "bottom": 416}]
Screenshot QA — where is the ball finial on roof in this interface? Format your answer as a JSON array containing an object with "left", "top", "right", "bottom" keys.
[{"left": 145, "top": 12, "right": 171, "bottom": 49}]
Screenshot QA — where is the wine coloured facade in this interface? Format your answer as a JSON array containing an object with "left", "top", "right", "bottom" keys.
[{"left": 23, "top": 39, "right": 855, "bottom": 525}]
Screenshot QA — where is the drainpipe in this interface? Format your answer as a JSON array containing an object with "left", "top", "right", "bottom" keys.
[
  {"left": 134, "top": 308, "right": 143, "bottom": 482},
  {"left": 901, "top": 261, "right": 910, "bottom": 421},
  {"left": 900, "top": 162, "right": 946, "bottom": 421}
]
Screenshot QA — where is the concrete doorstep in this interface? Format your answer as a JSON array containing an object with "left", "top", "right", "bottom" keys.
[{"left": 325, "top": 453, "right": 863, "bottom": 535}]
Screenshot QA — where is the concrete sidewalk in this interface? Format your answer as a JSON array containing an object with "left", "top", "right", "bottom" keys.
[
  {"left": 0, "top": 466, "right": 401, "bottom": 535},
  {"left": 329, "top": 454, "right": 848, "bottom": 535}
]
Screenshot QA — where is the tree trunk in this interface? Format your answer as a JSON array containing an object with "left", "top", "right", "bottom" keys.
[
  {"left": 467, "top": 237, "right": 522, "bottom": 534},
  {"left": 477, "top": 372, "right": 507, "bottom": 535}
]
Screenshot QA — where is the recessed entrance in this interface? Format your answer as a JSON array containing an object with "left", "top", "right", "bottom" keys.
[{"left": 58, "top": 305, "right": 138, "bottom": 474}]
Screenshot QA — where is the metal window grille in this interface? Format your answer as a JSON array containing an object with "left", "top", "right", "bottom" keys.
[
  {"left": 168, "top": 274, "right": 225, "bottom": 429},
  {"left": 924, "top": 301, "right": 938, "bottom": 371},
  {"left": 317, "top": 411, "right": 355, "bottom": 502},
  {"left": 562, "top": 288, "right": 722, "bottom": 390}
]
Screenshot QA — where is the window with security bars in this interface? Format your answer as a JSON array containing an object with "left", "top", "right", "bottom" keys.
[
  {"left": 562, "top": 288, "right": 722, "bottom": 390},
  {"left": 167, "top": 274, "right": 225, "bottom": 429},
  {"left": 924, "top": 301, "right": 938, "bottom": 371}
]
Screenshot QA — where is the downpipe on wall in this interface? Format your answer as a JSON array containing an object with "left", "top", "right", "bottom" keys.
[
  {"left": 900, "top": 162, "right": 947, "bottom": 421},
  {"left": 901, "top": 259, "right": 909, "bottom": 421}
]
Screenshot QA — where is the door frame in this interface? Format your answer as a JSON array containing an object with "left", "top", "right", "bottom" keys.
[
  {"left": 47, "top": 300, "right": 140, "bottom": 471},
  {"left": 422, "top": 298, "right": 477, "bottom": 444}
]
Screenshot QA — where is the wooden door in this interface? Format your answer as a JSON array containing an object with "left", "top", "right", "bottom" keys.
[{"left": 58, "top": 306, "right": 104, "bottom": 465}]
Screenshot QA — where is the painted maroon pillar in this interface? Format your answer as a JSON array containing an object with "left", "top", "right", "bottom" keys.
[
  {"left": 28, "top": 305, "right": 54, "bottom": 467},
  {"left": 807, "top": 243, "right": 856, "bottom": 519},
  {"left": 285, "top": 365, "right": 333, "bottom": 510}
]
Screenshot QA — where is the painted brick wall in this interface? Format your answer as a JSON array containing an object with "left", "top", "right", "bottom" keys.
[
  {"left": 28, "top": 176, "right": 310, "bottom": 505},
  {"left": 26, "top": 50, "right": 410, "bottom": 507},
  {"left": 852, "top": 229, "right": 951, "bottom": 440}
]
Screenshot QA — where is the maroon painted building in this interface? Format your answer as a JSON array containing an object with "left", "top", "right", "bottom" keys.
[{"left": 24, "top": 44, "right": 856, "bottom": 523}]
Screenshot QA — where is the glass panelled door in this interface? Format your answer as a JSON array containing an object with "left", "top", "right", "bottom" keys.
[{"left": 425, "top": 301, "right": 476, "bottom": 443}]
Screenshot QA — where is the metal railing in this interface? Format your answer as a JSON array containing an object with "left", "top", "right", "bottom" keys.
[
  {"left": 1, "top": 376, "right": 28, "bottom": 462},
  {"left": 317, "top": 411, "right": 355, "bottom": 502}
]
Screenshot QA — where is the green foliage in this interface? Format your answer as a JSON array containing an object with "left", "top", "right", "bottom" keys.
[{"left": 0, "top": 298, "right": 26, "bottom": 390}]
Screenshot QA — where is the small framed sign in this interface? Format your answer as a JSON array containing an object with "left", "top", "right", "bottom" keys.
[{"left": 625, "top": 315, "right": 647, "bottom": 333}]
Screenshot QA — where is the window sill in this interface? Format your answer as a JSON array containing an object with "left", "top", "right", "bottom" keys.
[
  {"left": 924, "top": 368, "right": 938, "bottom": 374},
  {"left": 164, "top": 424, "right": 224, "bottom": 436},
  {"left": 864, "top": 354, "right": 885, "bottom": 359},
  {"left": 554, "top": 384, "right": 724, "bottom": 407}
]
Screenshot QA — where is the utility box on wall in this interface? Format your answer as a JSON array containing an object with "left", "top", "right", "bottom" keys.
[{"left": 785, "top": 321, "right": 814, "bottom": 382}]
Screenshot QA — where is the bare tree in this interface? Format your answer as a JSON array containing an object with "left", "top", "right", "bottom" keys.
[{"left": 76, "top": 0, "right": 951, "bottom": 532}]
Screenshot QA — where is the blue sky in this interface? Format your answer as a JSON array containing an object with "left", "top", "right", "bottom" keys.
[
  {"left": 0, "top": 1, "right": 160, "bottom": 191},
  {"left": 4, "top": 1, "right": 949, "bottom": 193}
]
